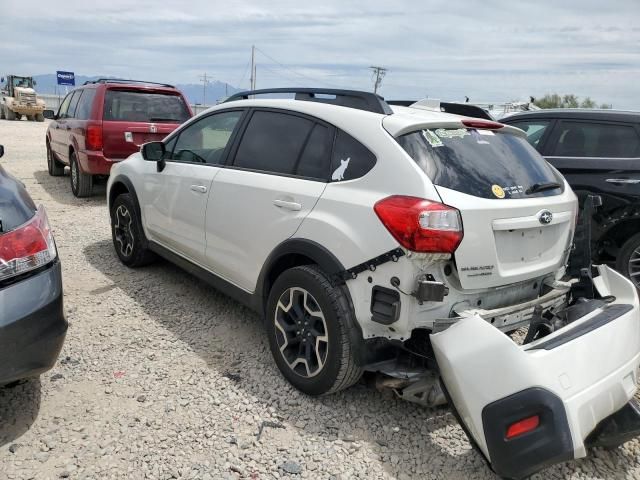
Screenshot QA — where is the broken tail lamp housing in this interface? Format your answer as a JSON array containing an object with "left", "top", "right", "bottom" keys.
[{"left": 0, "top": 206, "right": 57, "bottom": 282}]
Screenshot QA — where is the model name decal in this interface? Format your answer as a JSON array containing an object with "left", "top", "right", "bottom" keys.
[{"left": 461, "top": 265, "right": 495, "bottom": 277}]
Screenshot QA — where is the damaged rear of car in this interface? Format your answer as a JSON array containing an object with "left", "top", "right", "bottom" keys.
[{"left": 373, "top": 105, "right": 640, "bottom": 478}]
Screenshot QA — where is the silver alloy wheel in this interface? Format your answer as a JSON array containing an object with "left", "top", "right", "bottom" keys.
[
  {"left": 274, "top": 287, "right": 329, "bottom": 378},
  {"left": 630, "top": 246, "right": 640, "bottom": 288},
  {"left": 114, "top": 205, "right": 134, "bottom": 257}
]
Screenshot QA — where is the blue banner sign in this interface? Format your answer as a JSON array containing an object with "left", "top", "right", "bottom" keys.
[{"left": 56, "top": 71, "right": 75, "bottom": 86}]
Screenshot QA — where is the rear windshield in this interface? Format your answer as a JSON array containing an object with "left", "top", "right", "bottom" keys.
[
  {"left": 397, "top": 128, "right": 563, "bottom": 199},
  {"left": 103, "top": 90, "right": 190, "bottom": 123}
]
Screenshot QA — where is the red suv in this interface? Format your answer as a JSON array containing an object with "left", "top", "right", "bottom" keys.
[{"left": 45, "top": 79, "right": 192, "bottom": 197}]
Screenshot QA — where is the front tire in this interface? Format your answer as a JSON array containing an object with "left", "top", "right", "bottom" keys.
[
  {"left": 266, "top": 265, "right": 363, "bottom": 396},
  {"left": 110, "top": 193, "right": 156, "bottom": 267},
  {"left": 5, "top": 107, "right": 16, "bottom": 121},
  {"left": 616, "top": 233, "right": 640, "bottom": 289},
  {"left": 36, "top": 113, "right": 45, "bottom": 122},
  {"left": 69, "top": 151, "right": 93, "bottom": 197},
  {"left": 47, "top": 142, "right": 65, "bottom": 176}
]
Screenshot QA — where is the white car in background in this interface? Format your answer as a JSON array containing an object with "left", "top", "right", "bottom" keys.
[{"left": 106, "top": 88, "right": 640, "bottom": 479}]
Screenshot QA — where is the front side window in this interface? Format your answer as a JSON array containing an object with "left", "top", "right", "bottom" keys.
[
  {"left": 552, "top": 121, "right": 640, "bottom": 158},
  {"left": 103, "top": 90, "right": 191, "bottom": 123},
  {"left": 170, "top": 110, "right": 243, "bottom": 164},
  {"left": 398, "top": 128, "right": 562, "bottom": 199},
  {"left": 65, "top": 90, "right": 82, "bottom": 119},
  {"left": 509, "top": 120, "right": 550, "bottom": 150},
  {"left": 57, "top": 93, "right": 73, "bottom": 118},
  {"left": 233, "top": 111, "right": 315, "bottom": 175}
]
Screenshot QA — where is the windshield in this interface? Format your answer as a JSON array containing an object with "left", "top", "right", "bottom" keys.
[
  {"left": 397, "top": 128, "right": 563, "bottom": 199},
  {"left": 103, "top": 90, "right": 190, "bottom": 123},
  {"left": 12, "top": 76, "right": 33, "bottom": 88}
]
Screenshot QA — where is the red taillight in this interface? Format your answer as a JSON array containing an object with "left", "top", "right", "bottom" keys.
[
  {"left": 506, "top": 415, "right": 540, "bottom": 440},
  {"left": 461, "top": 119, "right": 504, "bottom": 130},
  {"left": 86, "top": 124, "right": 103, "bottom": 150},
  {"left": 374, "top": 196, "right": 463, "bottom": 253},
  {"left": 0, "top": 206, "right": 57, "bottom": 282}
]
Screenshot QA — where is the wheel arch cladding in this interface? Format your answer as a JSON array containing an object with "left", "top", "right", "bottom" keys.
[
  {"left": 257, "top": 239, "right": 346, "bottom": 313},
  {"left": 109, "top": 175, "right": 136, "bottom": 212}
]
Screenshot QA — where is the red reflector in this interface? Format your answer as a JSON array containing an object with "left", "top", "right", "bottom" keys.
[
  {"left": 506, "top": 415, "right": 540, "bottom": 439},
  {"left": 461, "top": 119, "right": 504, "bottom": 130},
  {"left": 374, "top": 196, "right": 463, "bottom": 253},
  {"left": 86, "top": 124, "right": 103, "bottom": 150}
]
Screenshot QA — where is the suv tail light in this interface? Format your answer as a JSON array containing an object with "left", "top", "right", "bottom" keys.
[
  {"left": 86, "top": 123, "right": 103, "bottom": 150},
  {"left": 374, "top": 196, "right": 463, "bottom": 253},
  {"left": 0, "top": 207, "right": 57, "bottom": 282}
]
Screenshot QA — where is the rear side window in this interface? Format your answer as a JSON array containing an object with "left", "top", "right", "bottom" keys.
[
  {"left": 75, "top": 89, "right": 96, "bottom": 120},
  {"left": 233, "top": 111, "right": 314, "bottom": 176},
  {"left": 296, "top": 124, "right": 332, "bottom": 179},
  {"left": 552, "top": 121, "right": 640, "bottom": 158},
  {"left": 397, "top": 128, "right": 562, "bottom": 199},
  {"left": 508, "top": 120, "right": 550, "bottom": 150},
  {"left": 103, "top": 90, "right": 190, "bottom": 123},
  {"left": 330, "top": 130, "right": 376, "bottom": 181}
]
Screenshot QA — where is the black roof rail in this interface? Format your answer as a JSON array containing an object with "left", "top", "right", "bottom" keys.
[
  {"left": 388, "top": 100, "right": 494, "bottom": 120},
  {"left": 224, "top": 88, "right": 394, "bottom": 115},
  {"left": 83, "top": 78, "right": 175, "bottom": 88}
]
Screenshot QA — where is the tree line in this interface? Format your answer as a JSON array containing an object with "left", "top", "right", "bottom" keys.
[{"left": 533, "top": 94, "right": 611, "bottom": 109}]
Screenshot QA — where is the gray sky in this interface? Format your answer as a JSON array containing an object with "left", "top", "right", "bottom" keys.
[{"left": 2, "top": 0, "right": 639, "bottom": 108}]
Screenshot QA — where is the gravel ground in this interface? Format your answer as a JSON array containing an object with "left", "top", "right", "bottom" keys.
[{"left": 1, "top": 119, "right": 640, "bottom": 480}]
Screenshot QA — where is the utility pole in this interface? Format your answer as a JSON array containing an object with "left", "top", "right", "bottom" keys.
[
  {"left": 369, "top": 66, "right": 387, "bottom": 94},
  {"left": 199, "top": 73, "right": 211, "bottom": 106},
  {"left": 249, "top": 45, "right": 256, "bottom": 91}
]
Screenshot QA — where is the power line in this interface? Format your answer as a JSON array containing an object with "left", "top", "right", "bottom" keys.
[
  {"left": 369, "top": 66, "right": 387, "bottom": 94},
  {"left": 254, "top": 47, "right": 343, "bottom": 88}
]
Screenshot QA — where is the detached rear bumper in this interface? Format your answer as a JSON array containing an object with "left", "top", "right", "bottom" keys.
[
  {"left": 431, "top": 265, "right": 640, "bottom": 480},
  {"left": 0, "top": 260, "right": 67, "bottom": 385}
]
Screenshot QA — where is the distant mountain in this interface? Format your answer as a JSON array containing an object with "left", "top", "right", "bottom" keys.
[{"left": 31, "top": 74, "right": 242, "bottom": 105}]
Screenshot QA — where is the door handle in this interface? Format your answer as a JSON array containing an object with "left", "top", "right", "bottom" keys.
[
  {"left": 273, "top": 199, "right": 302, "bottom": 211},
  {"left": 190, "top": 185, "right": 207, "bottom": 193},
  {"left": 606, "top": 178, "right": 640, "bottom": 184}
]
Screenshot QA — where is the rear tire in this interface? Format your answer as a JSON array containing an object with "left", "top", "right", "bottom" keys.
[
  {"left": 266, "top": 265, "right": 363, "bottom": 396},
  {"left": 36, "top": 113, "right": 44, "bottom": 122},
  {"left": 0, "top": 106, "right": 5, "bottom": 119},
  {"left": 616, "top": 233, "right": 640, "bottom": 289},
  {"left": 69, "top": 151, "right": 93, "bottom": 197},
  {"left": 110, "top": 193, "right": 156, "bottom": 267},
  {"left": 5, "top": 108, "right": 16, "bottom": 121},
  {"left": 47, "top": 142, "right": 65, "bottom": 176},
  {"left": 26, "top": 115, "right": 34, "bottom": 121}
]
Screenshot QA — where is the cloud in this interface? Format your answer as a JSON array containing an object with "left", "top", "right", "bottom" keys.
[{"left": 1, "top": 0, "right": 639, "bottom": 108}]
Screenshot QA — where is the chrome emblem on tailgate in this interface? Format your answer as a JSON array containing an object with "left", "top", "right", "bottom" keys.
[{"left": 539, "top": 210, "right": 553, "bottom": 225}]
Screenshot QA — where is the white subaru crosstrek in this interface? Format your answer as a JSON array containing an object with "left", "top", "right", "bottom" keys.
[{"left": 107, "top": 88, "right": 640, "bottom": 479}]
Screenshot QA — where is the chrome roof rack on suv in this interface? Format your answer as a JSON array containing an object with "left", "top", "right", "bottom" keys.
[
  {"left": 388, "top": 99, "right": 494, "bottom": 120},
  {"left": 225, "top": 88, "right": 394, "bottom": 115},
  {"left": 83, "top": 78, "right": 175, "bottom": 88}
]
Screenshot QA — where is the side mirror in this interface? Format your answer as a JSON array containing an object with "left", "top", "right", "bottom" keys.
[
  {"left": 0, "top": 145, "right": 4, "bottom": 158},
  {"left": 141, "top": 141, "right": 165, "bottom": 161},
  {"left": 33, "top": 80, "right": 37, "bottom": 86},
  {"left": 141, "top": 141, "right": 166, "bottom": 172},
  {"left": 43, "top": 109, "right": 55, "bottom": 120}
]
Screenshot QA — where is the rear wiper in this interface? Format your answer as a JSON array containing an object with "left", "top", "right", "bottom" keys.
[{"left": 525, "top": 182, "right": 562, "bottom": 195}]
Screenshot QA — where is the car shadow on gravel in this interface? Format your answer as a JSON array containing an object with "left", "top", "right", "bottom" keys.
[
  {"left": 82, "top": 239, "right": 640, "bottom": 479},
  {"left": 32, "top": 170, "right": 107, "bottom": 206},
  {"left": 82, "top": 239, "right": 494, "bottom": 478},
  {"left": 0, "top": 379, "right": 42, "bottom": 448}
]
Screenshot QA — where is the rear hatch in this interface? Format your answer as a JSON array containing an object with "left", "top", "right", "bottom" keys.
[
  {"left": 101, "top": 88, "right": 191, "bottom": 159},
  {"left": 397, "top": 125, "right": 577, "bottom": 289}
]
